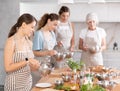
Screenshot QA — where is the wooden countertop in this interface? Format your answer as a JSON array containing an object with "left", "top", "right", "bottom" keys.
[{"left": 31, "top": 68, "right": 120, "bottom": 91}]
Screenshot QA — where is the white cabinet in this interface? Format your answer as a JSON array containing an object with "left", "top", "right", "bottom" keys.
[
  {"left": 20, "top": 3, "right": 59, "bottom": 20},
  {"left": 107, "top": 3, "right": 120, "bottom": 22},
  {"left": 106, "top": 0, "right": 120, "bottom": 2},
  {"left": 62, "top": 3, "right": 120, "bottom": 22},
  {"left": 103, "top": 51, "right": 120, "bottom": 69},
  {"left": 74, "top": 0, "right": 120, "bottom": 3},
  {"left": 72, "top": 50, "right": 120, "bottom": 69},
  {"left": 20, "top": 2, "right": 120, "bottom": 22}
]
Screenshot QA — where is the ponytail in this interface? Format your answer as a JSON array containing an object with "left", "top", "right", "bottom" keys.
[
  {"left": 37, "top": 13, "right": 49, "bottom": 30},
  {"left": 37, "top": 13, "right": 59, "bottom": 30},
  {"left": 8, "top": 23, "right": 18, "bottom": 38},
  {"left": 8, "top": 13, "right": 37, "bottom": 38}
]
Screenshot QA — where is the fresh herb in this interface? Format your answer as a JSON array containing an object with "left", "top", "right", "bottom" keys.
[
  {"left": 86, "top": 74, "right": 93, "bottom": 78},
  {"left": 91, "top": 85, "right": 105, "bottom": 91},
  {"left": 80, "top": 84, "right": 105, "bottom": 91},
  {"left": 67, "top": 58, "right": 84, "bottom": 70},
  {"left": 54, "top": 85, "right": 71, "bottom": 91},
  {"left": 80, "top": 83, "right": 91, "bottom": 91},
  {"left": 62, "top": 86, "right": 71, "bottom": 91},
  {"left": 54, "top": 84, "right": 63, "bottom": 90}
]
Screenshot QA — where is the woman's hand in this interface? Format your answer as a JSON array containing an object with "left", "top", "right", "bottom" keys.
[
  {"left": 89, "top": 48, "right": 96, "bottom": 54},
  {"left": 82, "top": 45, "right": 89, "bottom": 51},
  {"left": 47, "top": 50, "right": 57, "bottom": 56},
  {"left": 29, "top": 58, "right": 40, "bottom": 71},
  {"left": 69, "top": 46, "right": 74, "bottom": 52},
  {"left": 89, "top": 46, "right": 101, "bottom": 54},
  {"left": 57, "top": 41, "right": 63, "bottom": 47}
]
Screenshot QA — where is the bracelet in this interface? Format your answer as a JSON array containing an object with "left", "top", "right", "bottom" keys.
[
  {"left": 25, "top": 58, "right": 29, "bottom": 61},
  {"left": 25, "top": 58, "right": 29, "bottom": 65}
]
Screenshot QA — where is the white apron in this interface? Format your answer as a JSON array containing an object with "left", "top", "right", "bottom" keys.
[
  {"left": 56, "top": 21, "right": 73, "bottom": 50},
  {"left": 55, "top": 22, "right": 73, "bottom": 68},
  {"left": 81, "top": 29, "right": 103, "bottom": 67}
]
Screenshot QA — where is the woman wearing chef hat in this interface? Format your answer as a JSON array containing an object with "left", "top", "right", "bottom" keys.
[{"left": 79, "top": 12, "right": 107, "bottom": 67}]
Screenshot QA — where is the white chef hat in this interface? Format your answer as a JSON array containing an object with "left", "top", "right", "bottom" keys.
[{"left": 86, "top": 12, "right": 99, "bottom": 24}]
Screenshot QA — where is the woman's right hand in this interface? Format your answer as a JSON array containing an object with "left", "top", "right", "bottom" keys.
[
  {"left": 82, "top": 46, "right": 89, "bottom": 51},
  {"left": 47, "top": 50, "right": 57, "bottom": 56},
  {"left": 57, "top": 41, "right": 63, "bottom": 47}
]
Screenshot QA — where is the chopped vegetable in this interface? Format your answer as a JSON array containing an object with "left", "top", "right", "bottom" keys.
[
  {"left": 67, "top": 58, "right": 84, "bottom": 70},
  {"left": 54, "top": 85, "right": 71, "bottom": 91}
]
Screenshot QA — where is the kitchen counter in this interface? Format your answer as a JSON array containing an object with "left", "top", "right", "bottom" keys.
[{"left": 31, "top": 68, "right": 120, "bottom": 91}]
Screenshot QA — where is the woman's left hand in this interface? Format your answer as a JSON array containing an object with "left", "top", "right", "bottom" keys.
[
  {"left": 89, "top": 48, "right": 97, "bottom": 54},
  {"left": 69, "top": 47, "right": 74, "bottom": 51},
  {"left": 29, "top": 58, "right": 40, "bottom": 71}
]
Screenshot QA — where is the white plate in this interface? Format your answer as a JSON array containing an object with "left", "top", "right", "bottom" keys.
[{"left": 35, "top": 83, "right": 52, "bottom": 88}]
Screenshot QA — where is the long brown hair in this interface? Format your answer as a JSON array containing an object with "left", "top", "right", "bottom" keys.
[
  {"left": 58, "top": 6, "right": 70, "bottom": 15},
  {"left": 37, "top": 13, "right": 59, "bottom": 30},
  {"left": 8, "top": 13, "right": 37, "bottom": 38}
]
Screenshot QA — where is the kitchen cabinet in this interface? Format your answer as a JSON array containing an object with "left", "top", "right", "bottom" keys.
[
  {"left": 20, "top": 2, "right": 120, "bottom": 22},
  {"left": 61, "top": 3, "right": 120, "bottom": 22},
  {"left": 74, "top": 0, "right": 120, "bottom": 3},
  {"left": 72, "top": 50, "right": 120, "bottom": 70},
  {"left": 20, "top": 3, "right": 58, "bottom": 20},
  {"left": 103, "top": 50, "right": 120, "bottom": 69}
]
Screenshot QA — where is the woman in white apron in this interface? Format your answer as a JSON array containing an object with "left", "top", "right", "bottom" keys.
[
  {"left": 32, "top": 13, "right": 59, "bottom": 86},
  {"left": 56, "top": 6, "right": 75, "bottom": 51},
  {"left": 79, "top": 12, "right": 106, "bottom": 68},
  {"left": 55, "top": 6, "right": 75, "bottom": 68}
]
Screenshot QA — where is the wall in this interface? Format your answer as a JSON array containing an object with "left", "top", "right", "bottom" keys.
[
  {"left": 20, "top": 2, "right": 120, "bottom": 22},
  {"left": 74, "top": 22, "right": 120, "bottom": 50},
  {"left": 0, "top": 0, "right": 20, "bottom": 85}
]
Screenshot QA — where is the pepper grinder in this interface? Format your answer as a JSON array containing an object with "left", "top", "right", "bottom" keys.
[{"left": 113, "top": 42, "right": 118, "bottom": 50}]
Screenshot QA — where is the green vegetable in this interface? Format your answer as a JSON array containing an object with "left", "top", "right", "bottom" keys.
[
  {"left": 62, "top": 86, "right": 71, "bottom": 91},
  {"left": 54, "top": 84, "right": 63, "bottom": 90},
  {"left": 80, "top": 83, "right": 91, "bottom": 91},
  {"left": 67, "top": 58, "right": 84, "bottom": 70},
  {"left": 80, "top": 84, "right": 105, "bottom": 91},
  {"left": 54, "top": 85, "right": 71, "bottom": 91},
  {"left": 91, "top": 85, "right": 105, "bottom": 91}
]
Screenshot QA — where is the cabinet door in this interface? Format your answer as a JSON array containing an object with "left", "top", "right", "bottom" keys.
[
  {"left": 20, "top": 3, "right": 58, "bottom": 20},
  {"left": 103, "top": 52, "right": 120, "bottom": 69}
]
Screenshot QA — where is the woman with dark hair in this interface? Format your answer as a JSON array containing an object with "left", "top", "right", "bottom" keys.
[
  {"left": 32, "top": 13, "right": 59, "bottom": 85},
  {"left": 4, "top": 13, "right": 40, "bottom": 91},
  {"left": 55, "top": 6, "right": 75, "bottom": 68},
  {"left": 56, "top": 6, "right": 75, "bottom": 51},
  {"left": 33, "top": 13, "right": 59, "bottom": 58}
]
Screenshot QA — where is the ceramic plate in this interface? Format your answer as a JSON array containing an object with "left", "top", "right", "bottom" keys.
[{"left": 35, "top": 83, "right": 52, "bottom": 88}]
